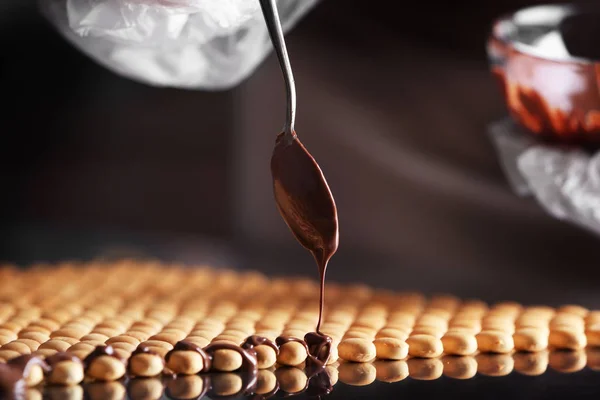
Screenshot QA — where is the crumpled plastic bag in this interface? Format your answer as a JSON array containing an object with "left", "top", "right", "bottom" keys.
[
  {"left": 489, "top": 118, "right": 600, "bottom": 235},
  {"left": 40, "top": 0, "right": 319, "bottom": 89}
]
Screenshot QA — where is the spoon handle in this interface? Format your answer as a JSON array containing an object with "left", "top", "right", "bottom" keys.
[{"left": 259, "top": 0, "right": 297, "bottom": 139}]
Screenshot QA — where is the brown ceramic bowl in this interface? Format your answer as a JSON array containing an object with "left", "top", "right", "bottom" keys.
[{"left": 488, "top": 3, "right": 600, "bottom": 144}]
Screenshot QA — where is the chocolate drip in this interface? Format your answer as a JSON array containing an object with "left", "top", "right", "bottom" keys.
[
  {"left": 203, "top": 342, "right": 258, "bottom": 373},
  {"left": 45, "top": 352, "right": 81, "bottom": 367},
  {"left": 304, "top": 332, "right": 332, "bottom": 373},
  {"left": 165, "top": 341, "right": 211, "bottom": 373},
  {"left": 83, "top": 345, "right": 124, "bottom": 372},
  {"left": 241, "top": 335, "right": 279, "bottom": 356},
  {"left": 271, "top": 134, "right": 339, "bottom": 335}
]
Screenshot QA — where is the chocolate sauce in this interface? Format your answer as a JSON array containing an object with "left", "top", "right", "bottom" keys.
[
  {"left": 303, "top": 332, "right": 332, "bottom": 373},
  {"left": 165, "top": 341, "right": 211, "bottom": 373},
  {"left": 83, "top": 345, "right": 124, "bottom": 372},
  {"left": 271, "top": 133, "right": 339, "bottom": 334},
  {"left": 45, "top": 352, "right": 81, "bottom": 366},
  {"left": 241, "top": 335, "right": 279, "bottom": 356}
]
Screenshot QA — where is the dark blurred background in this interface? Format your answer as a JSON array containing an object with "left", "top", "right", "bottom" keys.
[{"left": 1, "top": 0, "right": 599, "bottom": 304}]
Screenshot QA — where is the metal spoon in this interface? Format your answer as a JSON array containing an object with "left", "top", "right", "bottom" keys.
[
  {"left": 258, "top": 0, "right": 296, "bottom": 140},
  {"left": 259, "top": 0, "right": 339, "bottom": 334}
]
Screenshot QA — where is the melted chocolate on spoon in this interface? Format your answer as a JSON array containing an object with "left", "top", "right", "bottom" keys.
[
  {"left": 271, "top": 132, "right": 339, "bottom": 334},
  {"left": 261, "top": 0, "right": 338, "bottom": 340}
]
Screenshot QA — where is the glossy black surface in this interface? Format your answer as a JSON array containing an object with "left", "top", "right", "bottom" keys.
[{"left": 16, "top": 363, "right": 600, "bottom": 400}]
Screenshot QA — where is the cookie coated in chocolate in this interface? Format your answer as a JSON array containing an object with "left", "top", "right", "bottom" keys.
[
  {"left": 203, "top": 342, "right": 258, "bottom": 372},
  {"left": 0, "top": 355, "right": 49, "bottom": 395},
  {"left": 304, "top": 332, "right": 332, "bottom": 371},
  {"left": 165, "top": 341, "right": 211, "bottom": 373},
  {"left": 242, "top": 335, "right": 279, "bottom": 355},
  {"left": 83, "top": 345, "right": 124, "bottom": 372}
]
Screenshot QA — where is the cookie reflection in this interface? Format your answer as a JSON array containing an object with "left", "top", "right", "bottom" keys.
[
  {"left": 128, "top": 377, "right": 164, "bottom": 400},
  {"left": 338, "top": 362, "right": 377, "bottom": 386},
  {"left": 325, "top": 365, "right": 339, "bottom": 386},
  {"left": 442, "top": 355, "right": 477, "bottom": 379},
  {"left": 513, "top": 350, "right": 549, "bottom": 376},
  {"left": 84, "top": 381, "right": 126, "bottom": 400},
  {"left": 373, "top": 360, "right": 409, "bottom": 382},
  {"left": 254, "top": 369, "right": 279, "bottom": 397},
  {"left": 549, "top": 350, "right": 586, "bottom": 373},
  {"left": 586, "top": 348, "right": 600, "bottom": 371},
  {"left": 407, "top": 358, "right": 443, "bottom": 380},
  {"left": 209, "top": 373, "right": 243, "bottom": 397},
  {"left": 16, "top": 388, "right": 42, "bottom": 400},
  {"left": 476, "top": 353, "right": 514, "bottom": 377},
  {"left": 166, "top": 375, "right": 207, "bottom": 400},
  {"left": 45, "top": 385, "right": 84, "bottom": 400},
  {"left": 275, "top": 367, "right": 308, "bottom": 394}
]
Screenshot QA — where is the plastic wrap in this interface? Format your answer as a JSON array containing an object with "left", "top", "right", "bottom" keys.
[
  {"left": 41, "top": 0, "right": 319, "bottom": 89},
  {"left": 489, "top": 118, "right": 600, "bottom": 235}
]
